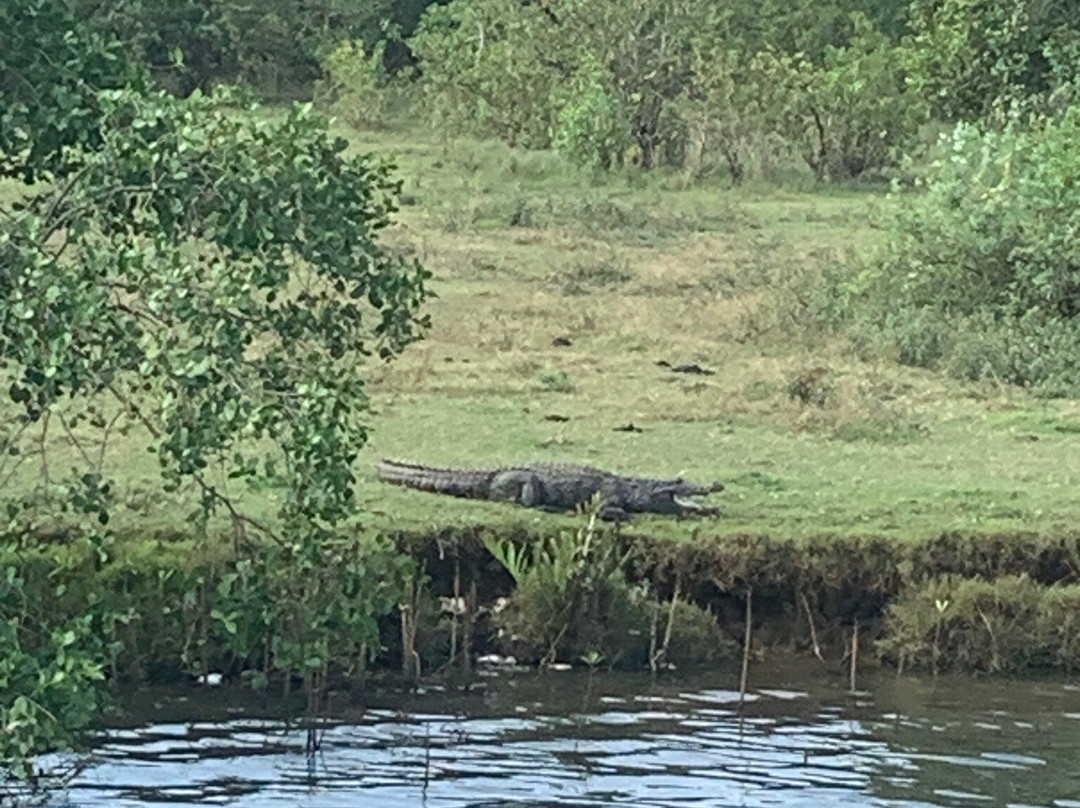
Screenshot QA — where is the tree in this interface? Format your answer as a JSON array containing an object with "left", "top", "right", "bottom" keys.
[
  {"left": 1, "top": 0, "right": 429, "bottom": 778},
  {"left": 70, "top": 0, "right": 442, "bottom": 98},
  {"left": 906, "top": 0, "right": 1080, "bottom": 121},
  {"left": 559, "top": 0, "right": 708, "bottom": 169},
  {"left": 317, "top": 38, "right": 393, "bottom": 130},
  {"left": 757, "top": 14, "right": 924, "bottom": 181},
  {"left": 678, "top": 40, "right": 772, "bottom": 183},
  {"left": 407, "top": 0, "right": 917, "bottom": 176},
  {"left": 71, "top": 0, "right": 236, "bottom": 96},
  {"left": 0, "top": 0, "right": 140, "bottom": 181},
  {"left": 411, "top": 0, "right": 712, "bottom": 167},
  {"left": 410, "top": 0, "right": 564, "bottom": 147},
  {"left": 714, "top": 0, "right": 910, "bottom": 59},
  {"left": 551, "top": 57, "right": 632, "bottom": 169}
]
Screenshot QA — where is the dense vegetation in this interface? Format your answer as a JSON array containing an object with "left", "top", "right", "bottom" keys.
[
  {"left": 96, "top": 0, "right": 1079, "bottom": 392},
  {"left": 1, "top": 0, "right": 428, "bottom": 785},
  {"left": 827, "top": 111, "right": 1080, "bottom": 393},
  {"left": 4, "top": 0, "right": 1080, "bottom": 791}
]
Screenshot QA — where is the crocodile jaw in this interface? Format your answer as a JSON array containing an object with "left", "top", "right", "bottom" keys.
[{"left": 673, "top": 495, "right": 720, "bottom": 515}]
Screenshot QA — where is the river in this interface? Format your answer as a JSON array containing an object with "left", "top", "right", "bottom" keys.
[{"left": 40, "top": 657, "right": 1080, "bottom": 807}]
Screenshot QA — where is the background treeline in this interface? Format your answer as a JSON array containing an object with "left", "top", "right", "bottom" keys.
[
  {"left": 76, "top": 0, "right": 1080, "bottom": 183},
  {"left": 70, "top": 0, "right": 437, "bottom": 97}
]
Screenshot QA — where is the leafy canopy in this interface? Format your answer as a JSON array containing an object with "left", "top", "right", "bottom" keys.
[
  {"left": 0, "top": 0, "right": 140, "bottom": 181},
  {"left": 757, "top": 13, "right": 925, "bottom": 181},
  {"left": 408, "top": 0, "right": 921, "bottom": 178},
  {"left": 906, "top": 0, "right": 1080, "bottom": 121},
  {"left": 1, "top": 0, "right": 429, "bottom": 778}
]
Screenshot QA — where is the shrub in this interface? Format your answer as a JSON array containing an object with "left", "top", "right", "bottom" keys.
[
  {"left": 879, "top": 575, "right": 1080, "bottom": 674},
  {"left": 678, "top": 44, "right": 776, "bottom": 184},
  {"left": 757, "top": 14, "right": 925, "bottom": 181},
  {"left": 552, "top": 61, "right": 632, "bottom": 170},
  {"left": 410, "top": 0, "right": 560, "bottom": 147},
  {"left": 905, "top": 0, "right": 1080, "bottom": 122},
  {"left": 830, "top": 107, "right": 1080, "bottom": 394},
  {"left": 537, "top": 367, "right": 574, "bottom": 393},
  {"left": 316, "top": 39, "right": 389, "bottom": 130},
  {"left": 660, "top": 599, "right": 737, "bottom": 668},
  {"left": 1, "top": 606, "right": 107, "bottom": 781},
  {"left": 486, "top": 519, "right": 732, "bottom": 670},
  {"left": 486, "top": 513, "right": 652, "bottom": 668},
  {"left": 409, "top": 0, "right": 713, "bottom": 169}
]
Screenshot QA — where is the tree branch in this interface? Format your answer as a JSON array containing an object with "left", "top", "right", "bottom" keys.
[{"left": 105, "top": 382, "right": 288, "bottom": 547}]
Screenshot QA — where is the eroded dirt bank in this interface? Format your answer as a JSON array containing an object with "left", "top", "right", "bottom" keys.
[{"left": 13, "top": 526, "right": 1080, "bottom": 685}]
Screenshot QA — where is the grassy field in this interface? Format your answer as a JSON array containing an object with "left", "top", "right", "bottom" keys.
[
  {"left": 6, "top": 128, "right": 1080, "bottom": 545},
  {"left": 342, "top": 130, "right": 1080, "bottom": 542}
]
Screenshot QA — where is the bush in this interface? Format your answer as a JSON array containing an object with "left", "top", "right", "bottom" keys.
[
  {"left": 830, "top": 107, "right": 1080, "bottom": 394},
  {"left": 1, "top": 608, "right": 106, "bottom": 781},
  {"left": 409, "top": 0, "right": 714, "bottom": 169},
  {"left": 905, "top": 0, "right": 1080, "bottom": 122},
  {"left": 661, "top": 599, "right": 737, "bottom": 668},
  {"left": 757, "top": 14, "right": 925, "bottom": 181},
  {"left": 316, "top": 39, "right": 390, "bottom": 130},
  {"left": 677, "top": 44, "right": 774, "bottom": 184},
  {"left": 486, "top": 515, "right": 652, "bottom": 668},
  {"left": 485, "top": 513, "right": 732, "bottom": 670},
  {"left": 552, "top": 61, "right": 632, "bottom": 170},
  {"left": 410, "top": 0, "right": 561, "bottom": 147},
  {"left": 879, "top": 575, "right": 1080, "bottom": 674}
]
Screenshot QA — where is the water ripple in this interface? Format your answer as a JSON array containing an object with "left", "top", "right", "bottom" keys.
[{"left": 48, "top": 672, "right": 1080, "bottom": 808}]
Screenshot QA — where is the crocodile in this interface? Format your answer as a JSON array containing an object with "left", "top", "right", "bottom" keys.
[{"left": 375, "top": 460, "right": 724, "bottom": 520}]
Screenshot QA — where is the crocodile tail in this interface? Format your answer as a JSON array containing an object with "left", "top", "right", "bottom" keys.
[{"left": 375, "top": 460, "right": 496, "bottom": 500}]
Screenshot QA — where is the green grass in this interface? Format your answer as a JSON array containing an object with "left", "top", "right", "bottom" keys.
[
  {"left": 0, "top": 178, "right": 25, "bottom": 208},
  {"left": 9, "top": 122, "right": 1080, "bottom": 545},
  {"left": 357, "top": 394, "right": 1080, "bottom": 540},
  {"left": 321, "top": 126, "right": 1076, "bottom": 542}
]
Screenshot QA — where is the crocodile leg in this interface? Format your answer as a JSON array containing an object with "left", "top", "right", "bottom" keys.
[{"left": 597, "top": 504, "right": 630, "bottom": 522}]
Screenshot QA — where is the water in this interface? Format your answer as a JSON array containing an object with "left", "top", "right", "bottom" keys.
[{"left": 45, "top": 659, "right": 1080, "bottom": 807}]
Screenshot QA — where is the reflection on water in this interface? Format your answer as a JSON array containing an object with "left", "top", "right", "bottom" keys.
[{"left": 49, "top": 660, "right": 1080, "bottom": 808}]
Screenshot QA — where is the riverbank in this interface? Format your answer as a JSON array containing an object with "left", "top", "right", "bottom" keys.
[
  {"left": 6, "top": 128, "right": 1080, "bottom": 682},
  {"left": 9, "top": 127, "right": 1080, "bottom": 541},
  {"left": 302, "top": 127, "right": 1080, "bottom": 675},
  {"left": 9, "top": 521, "right": 1080, "bottom": 682}
]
